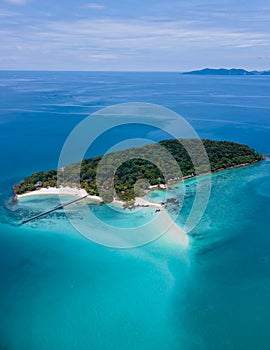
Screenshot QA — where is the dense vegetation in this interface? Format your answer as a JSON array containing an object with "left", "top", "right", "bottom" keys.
[{"left": 14, "top": 139, "right": 263, "bottom": 202}]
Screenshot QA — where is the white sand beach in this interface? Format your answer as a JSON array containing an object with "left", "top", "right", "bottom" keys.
[
  {"left": 112, "top": 197, "right": 162, "bottom": 209},
  {"left": 134, "top": 197, "right": 162, "bottom": 208},
  {"left": 17, "top": 186, "right": 103, "bottom": 202},
  {"left": 16, "top": 187, "right": 162, "bottom": 208}
]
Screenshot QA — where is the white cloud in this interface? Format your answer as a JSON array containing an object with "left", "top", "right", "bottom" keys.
[
  {"left": 1, "top": 15, "right": 270, "bottom": 70},
  {"left": 258, "top": 55, "right": 270, "bottom": 60},
  {"left": 0, "top": 9, "right": 21, "bottom": 16},
  {"left": 5, "top": 0, "right": 28, "bottom": 5},
  {"left": 87, "top": 53, "right": 118, "bottom": 60},
  {"left": 83, "top": 3, "right": 105, "bottom": 10},
  {"left": 42, "top": 17, "right": 270, "bottom": 51}
]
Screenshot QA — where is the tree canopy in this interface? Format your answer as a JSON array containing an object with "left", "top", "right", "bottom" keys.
[{"left": 14, "top": 139, "right": 263, "bottom": 202}]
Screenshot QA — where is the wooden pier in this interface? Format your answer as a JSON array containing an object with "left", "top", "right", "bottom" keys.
[{"left": 21, "top": 195, "right": 88, "bottom": 225}]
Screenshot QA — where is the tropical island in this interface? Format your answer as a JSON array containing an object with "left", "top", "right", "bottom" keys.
[
  {"left": 183, "top": 68, "right": 270, "bottom": 75},
  {"left": 14, "top": 139, "right": 263, "bottom": 205}
]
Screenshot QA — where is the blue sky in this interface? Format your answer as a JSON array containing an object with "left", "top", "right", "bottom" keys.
[{"left": 0, "top": 0, "right": 270, "bottom": 71}]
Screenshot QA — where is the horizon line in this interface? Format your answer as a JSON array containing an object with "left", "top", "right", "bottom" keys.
[{"left": 0, "top": 67, "right": 268, "bottom": 73}]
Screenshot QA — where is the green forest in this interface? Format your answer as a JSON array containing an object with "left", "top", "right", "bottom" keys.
[{"left": 14, "top": 139, "right": 263, "bottom": 202}]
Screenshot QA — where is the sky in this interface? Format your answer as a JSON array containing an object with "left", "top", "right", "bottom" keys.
[{"left": 0, "top": 0, "right": 270, "bottom": 71}]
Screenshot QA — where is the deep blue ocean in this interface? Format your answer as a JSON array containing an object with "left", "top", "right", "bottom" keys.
[{"left": 0, "top": 71, "right": 270, "bottom": 349}]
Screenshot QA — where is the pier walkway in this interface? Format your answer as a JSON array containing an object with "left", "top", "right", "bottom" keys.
[{"left": 21, "top": 195, "right": 88, "bottom": 224}]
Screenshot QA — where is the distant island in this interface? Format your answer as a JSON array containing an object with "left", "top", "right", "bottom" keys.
[
  {"left": 14, "top": 139, "right": 263, "bottom": 204},
  {"left": 183, "top": 68, "right": 270, "bottom": 76}
]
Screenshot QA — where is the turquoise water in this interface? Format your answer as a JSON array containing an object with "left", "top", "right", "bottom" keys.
[{"left": 1, "top": 72, "right": 270, "bottom": 349}]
